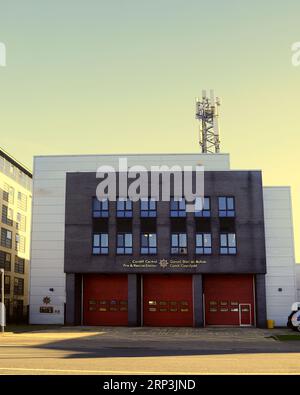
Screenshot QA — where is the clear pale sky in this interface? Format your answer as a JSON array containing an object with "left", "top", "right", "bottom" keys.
[{"left": 0, "top": 1, "right": 299, "bottom": 260}]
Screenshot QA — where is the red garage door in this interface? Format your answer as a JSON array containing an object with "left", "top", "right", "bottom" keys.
[
  {"left": 204, "top": 275, "right": 255, "bottom": 326},
  {"left": 143, "top": 275, "right": 193, "bottom": 327},
  {"left": 83, "top": 274, "right": 128, "bottom": 326}
]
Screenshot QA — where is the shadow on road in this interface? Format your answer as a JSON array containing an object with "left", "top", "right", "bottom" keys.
[{"left": 10, "top": 326, "right": 299, "bottom": 359}]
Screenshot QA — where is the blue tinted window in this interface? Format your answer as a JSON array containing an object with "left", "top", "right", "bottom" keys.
[
  {"left": 92, "top": 197, "right": 109, "bottom": 218},
  {"left": 170, "top": 198, "right": 186, "bottom": 217},
  {"left": 195, "top": 233, "right": 212, "bottom": 255},
  {"left": 195, "top": 197, "right": 211, "bottom": 217},
  {"left": 220, "top": 233, "right": 236, "bottom": 255},
  {"left": 141, "top": 233, "right": 157, "bottom": 254},
  {"left": 117, "top": 199, "right": 132, "bottom": 218},
  {"left": 117, "top": 233, "right": 132, "bottom": 254},
  {"left": 171, "top": 233, "right": 187, "bottom": 254},
  {"left": 219, "top": 197, "right": 226, "bottom": 210},
  {"left": 140, "top": 198, "right": 157, "bottom": 217},
  {"left": 218, "top": 197, "right": 235, "bottom": 217},
  {"left": 92, "top": 233, "right": 109, "bottom": 254}
]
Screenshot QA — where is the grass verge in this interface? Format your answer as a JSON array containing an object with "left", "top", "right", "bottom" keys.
[{"left": 271, "top": 334, "right": 300, "bottom": 341}]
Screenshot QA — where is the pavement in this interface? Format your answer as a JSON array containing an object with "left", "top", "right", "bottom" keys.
[{"left": 0, "top": 326, "right": 300, "bottom": 374}]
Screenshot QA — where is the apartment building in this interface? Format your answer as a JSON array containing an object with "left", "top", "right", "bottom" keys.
[{"left": 0, "top": 149, "right": 32, "bottom": 322}]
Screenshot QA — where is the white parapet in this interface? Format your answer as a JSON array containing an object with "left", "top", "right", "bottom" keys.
[
  {"left": 296, "top": 264, "right": 300, "bottom": 301},
  {"left": 263, "top": 187, "right": 297, "bottom": 326}
]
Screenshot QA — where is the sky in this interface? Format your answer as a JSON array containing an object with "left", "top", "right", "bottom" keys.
[{"left": 0, "top": 1, "right": 299, "bottom": 260}]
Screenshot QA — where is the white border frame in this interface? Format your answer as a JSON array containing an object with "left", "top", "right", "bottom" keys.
[{"left": 239, "top": 303, "right": 252, "bottom": 326}]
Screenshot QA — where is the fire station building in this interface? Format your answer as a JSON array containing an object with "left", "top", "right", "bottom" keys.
[{"left": 29, "top": 153, "right": 297, "bottom": 327}]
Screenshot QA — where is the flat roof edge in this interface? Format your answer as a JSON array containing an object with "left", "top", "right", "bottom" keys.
[
  {"left": 263, "top": 186, "right": 291, "bottom": 189},
  {"left": 33, "top": 152, "right": 230, "bottom": 159},
  {"left": 0, "top": 148, "right": 32, "bottom": 178}
]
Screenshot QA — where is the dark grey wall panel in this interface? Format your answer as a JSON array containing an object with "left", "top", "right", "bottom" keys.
[
  {"left": 65, "top": 273, "right": 76, "bottom": 325},
  {"left": 193, "top": 274, "right": 204, "bottom": 327},
  {"left": 128, "top": 274, "right": 141, "bottom": 326},
  {"left": 65, "top": 171, "right": 266, "bottom": 275}
]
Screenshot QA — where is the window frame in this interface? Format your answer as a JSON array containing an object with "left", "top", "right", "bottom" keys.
[
  {"left": 3, "top": 184, "right": 14, "bottom": 204},
  {"left": 140, "top": 232, "right": 157, "bottom": 255},
  {"left": 116, "top": 198, "right": 133, "bottom": 218},
  {"left": 170, "top": 198, "right": 186, "bottom": 217},
  {"left": 2, "top": 205, "right": 13, "bottom": 226},
  {"left": 218, "top": 196, "right": 235, "bottom": 217},
  {"left": 92, "top": 197, "right": 109, "bottom": 218},
  {"left": 14, "top": 256, "right": 25, "bottom": 274},
  {"left": 194, "top": 197, "right": 211, "bottom": 217},
  {"left": 17, "top": 191, "right": 27, "bottom": 211},
  {"left": 16, "top": 212, "right": 26, "bottom": 232},
  {"left": 1, "top": 228, "right": 12, "bottom": 249},
  {"left": 15, "top": 234, "right": 25, "bottom": 253},
  {"left": 171, "top": 232, "right": 188, "bottom": 254},
  {"left": 14, "top": 277, "right": 24, "bottom": 296},
  {"left": 195, "top": 233, "right": 212, "bottom": 255},
  {"left": 116, "top": 232, "right": 133, "bottom": 255},
  {"left": 140, "top": 198, "right": 157, "bottom": 217},
  {"left": 92, "top": 233, "right": 109, "bottom": 255},
  {"left": 0, "top": 251, "right": 11, "bottom": 271},
  {"left": 220, "top": 232, "right": 237, "bottom": 255}
]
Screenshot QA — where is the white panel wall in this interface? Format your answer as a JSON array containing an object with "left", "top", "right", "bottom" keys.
[
  {"left": 263, "top": 187, "right": 297, "bottom": 326},
  {"left": 296, "top": 264, "right": 300, "bottom": 301},
  {"left": 30, "top": 153, "right": 230, "bottom": 324}
]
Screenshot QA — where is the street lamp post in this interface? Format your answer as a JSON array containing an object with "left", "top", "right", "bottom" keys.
[{"left": 0, "top": 268, "right": 5, "bottom": 333}]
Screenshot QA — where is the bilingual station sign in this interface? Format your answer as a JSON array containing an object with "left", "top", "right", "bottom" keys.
[{"left": 123, "top": 258, "right": 206, "bottom": 269}]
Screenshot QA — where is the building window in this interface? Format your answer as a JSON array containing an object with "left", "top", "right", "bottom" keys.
[
  {"left": 141, "top": 233, "right": 157, "bottom": 254},
  {"left": 2, "top": 205, "right": 13, "bottom": 226},
  {"left": 4, "top": 275, "right": 10, "bottom": 294},
  {"left": 17, "top": 191, "right": 27, "bottom": 211},
  {"left": 92, "top": 233, "right": 109, "bottom": 255},
  {"left": 1, "top": 228, "right": 12, "bottom": 248},
  {"left": 14, "top": 277, "right": 24, "bottom": 296},
  {"left": 15, "top": 234, "right": 25, "bottom": 253},
  {"left": 16, "top": 212, "right": 26, "bottom": 232},
  {"left": 140, "top": 198, "right": 157, "bottom": 217},
  {"left": 15, "top": 256, "right": 25, "bottom": 274},
  {"left": 117, "top": 199, "right": 132, "bottom": 218},
  {"left": 171, "top": 233, "right": 187, "bottom": 254},
  {"left": 196, "top": 233, "right": 212, "bottom": 255},
  {"left": 0, "top": 251, "right": 11, "bottom": 271},
  {"left": 220, "top": 233, "right": 237, "bottom": 255},
  {"left": 195, "top": 197, "right": 211, "bottom": 217},
  {"left": 13, "top": 300, "right": 24, "bottom": 316},
  {"left": 3, "top": 183, "right": 14, "bottom": 204},
  {"left": 219, "top": 197, "right": 235, "bottom": 217},
  {"left": 117, "top": 233, "right": 132, "bottom": 254},
  {"left": 170, "top": 198, "right": 186, "bottom": 217},
  {"left": 92, "top": 198, "right": 109, "bottom": 218}
]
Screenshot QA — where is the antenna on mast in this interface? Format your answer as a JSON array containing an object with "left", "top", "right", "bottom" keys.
[{"left": 195, "top": 89, "right": 221, "bottom": 153}]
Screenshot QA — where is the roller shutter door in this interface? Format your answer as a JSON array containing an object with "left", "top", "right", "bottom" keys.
[
  {"left": 204, "top": 274, "right": 255, "bottom": 326},
  {"left": 83, "top": 274, "right": 128, "bottom": 326},
  {"left": 143, "top": 274, "right": 193, "bottom": 327}
]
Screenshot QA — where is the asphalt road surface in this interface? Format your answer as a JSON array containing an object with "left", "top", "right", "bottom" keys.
[{"left": 0, "top": 326, "right": 300, "bottom": 374}]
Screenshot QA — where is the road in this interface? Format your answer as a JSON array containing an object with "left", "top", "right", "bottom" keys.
[{"left": 0, "top": 326, "right": 300, "bottom": 374}]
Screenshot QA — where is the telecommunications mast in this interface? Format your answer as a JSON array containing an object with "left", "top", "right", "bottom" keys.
[{"left": 195, "top": 90, "right": 221, "bottom": 153}]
